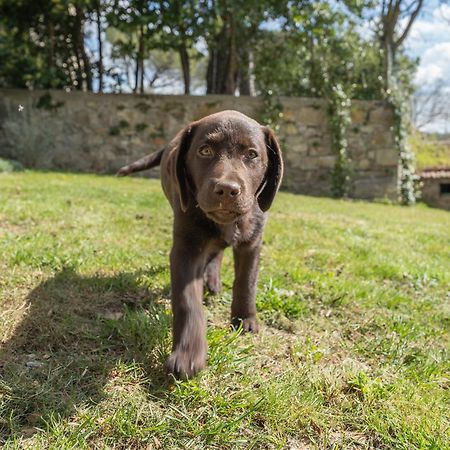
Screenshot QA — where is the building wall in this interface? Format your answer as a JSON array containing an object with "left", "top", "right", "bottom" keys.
[
  {"left": 421, "top": 177, "right": 450, "bottom": 210},
  {"left": 0, "top": 89, "right": 397, "bottom": 200}
]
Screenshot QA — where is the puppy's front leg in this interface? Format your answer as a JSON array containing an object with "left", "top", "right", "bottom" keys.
[
  {"left": 165, "top": 243, "right": 207, "bottom": 379},
  {"left": 231, "top": 240, "right": 262, "bottom": 333}
]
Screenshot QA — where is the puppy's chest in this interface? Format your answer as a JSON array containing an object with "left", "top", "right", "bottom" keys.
[
  {"left": 220, "top": 224, "right": 242, "bottom": 246},
  {"left": 218, "top": 217, "right": 260, "bottom": 247}
]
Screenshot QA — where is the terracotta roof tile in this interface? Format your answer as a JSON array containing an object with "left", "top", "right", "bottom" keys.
[{"left": 419, "top": 169, "right": 450, "bottom": 179}]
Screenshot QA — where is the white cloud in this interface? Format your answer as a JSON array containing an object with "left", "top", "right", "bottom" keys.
[
  {"left": 433, "top": 3, "right": 450, "bottom": 22},
  {"left": 414, "top": 42, "right": 450, "bottom": 84},
  {"left": 407, "top": 20, "right": 450, "bottom": 45}
]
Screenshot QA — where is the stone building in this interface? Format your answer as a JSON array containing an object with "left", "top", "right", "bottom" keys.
[
  {"left": 0, "top": 89, "right": 398, "bottom": 201},
  {"left": 419, "top": 169, "right": 450, "bottom": 210}
]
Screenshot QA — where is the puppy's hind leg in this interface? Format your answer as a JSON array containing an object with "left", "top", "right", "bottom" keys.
[{"left": 204, "top": 250, "right": 223, "bottom": 295}]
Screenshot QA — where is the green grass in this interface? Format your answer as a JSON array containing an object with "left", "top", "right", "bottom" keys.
[
  {"left": 410, "top": 132, "right": 450, "bottom": 170},
  {"left": 0, "top": 172, "right": 449, "bottom": 449}
]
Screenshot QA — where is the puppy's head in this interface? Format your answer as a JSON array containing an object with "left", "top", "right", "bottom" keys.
[{"left": 174, "top": 110, "right": 283, "bottom": 224}]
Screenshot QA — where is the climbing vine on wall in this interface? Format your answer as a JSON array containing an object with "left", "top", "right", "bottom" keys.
[
  {"left": 386, "top": 85, "right": 418, "bottom": 205},
  {"left": 260, "top": 86, "right": 354, "bottom": 198},
  {"left": 260, "top": 89, "right": 284, "bottom": 134},
  {"left": 327, "top": 84, "right": 352, "bottom": 198}
]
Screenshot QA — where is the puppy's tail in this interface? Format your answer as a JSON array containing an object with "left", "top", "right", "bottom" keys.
[{"left": 116, "top": 148, "right": 164, "bottom": 176}]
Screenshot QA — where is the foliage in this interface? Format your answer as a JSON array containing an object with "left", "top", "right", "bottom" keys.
[
  {"left": 259, "top": 90, "right": 283, "bottom": 134},
  {"left": 255, "top": 2, "right": 374, "bottom": 197},
  {"left": 382, "top": 54, "right": 420, "bottom": 205},
  {"left": 328, "top": 84, "right": 352, "bottom": 197},
  {"left": 0, "top": 0, "right": 94, "bottom": 90},
  {"left": 409, "top": 131, "right": 450, "bottom": 170},
  {"left": 1, "top": 110, "right": 59, "bottom": 168},
  {"left": 388, "top": 87, "right": 419, "bottom": 204},
  {"left": 377, "top": 1, "right": 424, "bottom": 205},
  {"left": 0, "top": 172, "right": 449, "bottom": 447},
  {"left": 0, "top": 0, "right": 416, "bottom": 99},
  {"left": 0, "top": 158, "right": 23, "bottom": 173}
]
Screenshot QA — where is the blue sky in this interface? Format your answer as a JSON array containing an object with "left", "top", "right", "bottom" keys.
[{"left": 404, "top": 0, "right": 450, "bottom": 132}]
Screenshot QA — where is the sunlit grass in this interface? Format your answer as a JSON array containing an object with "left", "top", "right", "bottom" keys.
[{"left": 0, "top": 172, "right": 449, "bottom": 449}]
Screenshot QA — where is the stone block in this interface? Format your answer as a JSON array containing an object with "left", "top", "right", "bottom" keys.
[
  {"left": 286, "top": 155, "right": 318, "bottom": 170},
  {"left": 298, "top": 107, "right": 326, "bottom": 125},
  {"left": 370, "top": 105, "right": 394, "bottom": 125},
  {"left": 376, "top": 148, "right": 398, "bottom": 166},
  {"left": 318, "top": 155, "right": 336, "bottom": 168},
  {"left": 373, "top": 130, "right": 393, "bottom": 147},
  {"left": 353, "top": 174, "right": 397, "bottom": 200},
  {"left": 351, "top": 107, "right": 367, "bottom": 125},
  {"left": 358, "top": 158, "right": 370, "bottom": 170},
  {"left": 284, "top": 139, "right": 307, "bottom": 155},
  {"left": 284, "top": 123, "right": 300, "bottom": 135}
]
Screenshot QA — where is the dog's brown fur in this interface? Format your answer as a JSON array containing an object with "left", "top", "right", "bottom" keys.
[{"left": 117, "top": 110, "right": 283, "bottom": 379}]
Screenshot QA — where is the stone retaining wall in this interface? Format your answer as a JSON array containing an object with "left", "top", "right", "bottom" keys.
[{"left": 0, "top": 89, "right": 397, "bottom": 200}]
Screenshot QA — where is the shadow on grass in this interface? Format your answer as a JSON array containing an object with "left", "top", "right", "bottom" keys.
[{"left": 0, "top": 267, "right": 172, "bottom": 443}]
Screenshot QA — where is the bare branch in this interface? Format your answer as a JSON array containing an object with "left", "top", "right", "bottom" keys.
[
  {"left": 402, "top": 0, "right": 420, "bottom": 16},
  {"left": 394, "top": 0, "right": 424, "bottom": 49},
  {"left": 412, "top": 79, "right": 450, "bottom": 130}
]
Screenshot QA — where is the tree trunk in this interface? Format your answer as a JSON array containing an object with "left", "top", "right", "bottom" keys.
[
  {"left": 380, "top": 1, "right": 400, "bottom": 93},
  {"left": 206, "top": 42, "right": 227, "bottom": 94},
  {"left": 80, "top": 38, "right": 92, "bottom": 91},
  {"left": 206, "top": 15, "right": 235, "bottom": 95},
  {"left": 179, "top": 43, "right": 190, "bottom": 95},
  {"left": 206, "top": 47, "right": 218, "bottom": 94},
  {"left": 95, "top": 2, "right": 103, "bottom": 93},
  {"left": 46, "top": 16, "right": 55, "bottom": 77},
  {"left": 134, "top": 52, "right": 139, "bottom": 93},
  {"left": 74, "top": 2, "right": 92, "bottom": 91},
  {"left": 73, "top": 12, "right": 84, "bottom": 90},
  {"left": 248, "top": 49, "right": 256, "bottom": 96},
  {"left": 238, "top": 49, "right": 256, "bottom": 96},
  {"left": 383, "top": 40, "right": 394, "bottom": 92},
  {"left": 308, "top": 32, "right": 320, "bottom": 95},
  {"left": 224, "top": 12, "right": 236, "bottom": 95},
  {"left": 138, "top": 25, "right": 145, "bottom": 94}
]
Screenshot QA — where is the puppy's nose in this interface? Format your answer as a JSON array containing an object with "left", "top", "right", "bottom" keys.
[{"left": 214, "top": 180, "right": 241, "bottom": 198}]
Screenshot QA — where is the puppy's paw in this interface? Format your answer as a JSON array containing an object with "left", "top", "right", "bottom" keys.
[
  {"left": 204, "top": 264, "right": 222, "bottom": 295},
  {"left": 165, "top": 348, "right": 206, "bottom": 380},
  {"left": 205, "top": 276, "right": 222, "bottom": 295},
  {"left": 231, "top": 316, "right": 259, "bottom": 333}
]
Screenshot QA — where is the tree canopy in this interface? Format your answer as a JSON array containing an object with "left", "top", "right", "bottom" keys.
[{"left": 0, "top": 0, "right": 422, "bottom": 100}]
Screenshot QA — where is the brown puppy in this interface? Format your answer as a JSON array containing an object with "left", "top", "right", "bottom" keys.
[{"left": 117, "top": 110, "right": 283, "bottom": 379}]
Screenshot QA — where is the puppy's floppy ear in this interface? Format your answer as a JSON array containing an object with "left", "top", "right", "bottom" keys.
[
  {"left": 175, "top": 124, "right": 196, "bottom": 212},
  {"left": 257, "top": 126, "right": 284, "bottom": 212}
]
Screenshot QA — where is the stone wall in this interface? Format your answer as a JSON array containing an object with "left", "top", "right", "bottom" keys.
[{"left": 0, "top": 89, "right": 397, "bottom": 200}]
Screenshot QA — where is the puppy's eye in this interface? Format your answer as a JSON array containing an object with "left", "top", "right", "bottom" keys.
[
  {"left": 198, "top": 146, "right": 213, "bottom": 157},
  {"left": 247, "top": 149, "right": 258, "bottom": 159}
]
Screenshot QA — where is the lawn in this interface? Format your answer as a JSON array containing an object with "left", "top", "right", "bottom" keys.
[{"left": 0, "top": 172, "right": 449, "bottom": 449}]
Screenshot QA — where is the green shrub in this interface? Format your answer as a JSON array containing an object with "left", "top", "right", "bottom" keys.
[{"left": 0, "top": 157, "right": 24, "bottom": 173}]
